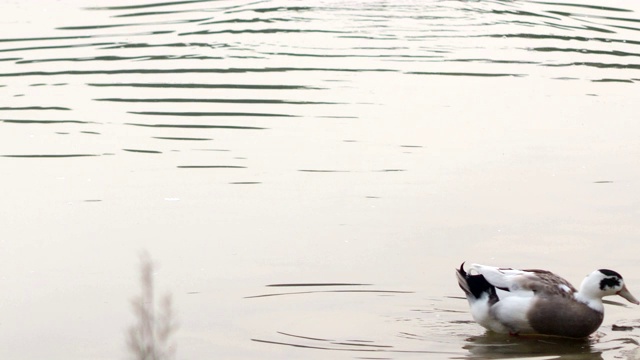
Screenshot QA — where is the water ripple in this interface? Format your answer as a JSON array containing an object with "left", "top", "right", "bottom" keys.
[
  {"left": 96, "top": 97, "right": 338, "bottom": 105},
  {"left": 84, "top": 0, "right": 217, "bottom": 11},
  {"left": 0, "top": 106, "right": 70, "bottom": 110},
  {"left": 87, "top": 83, "right": 324, "bottom": 90},
  {"left": 2, "top": 119, "right": 88, "bottom": 124},
  {"left": 125, "top": 123, "right": 267, "bottom": 130},
  {"left": 128, "top": 110, "right": 297, "bottom": 117},
  {"left": 1, "top": 154, "right": 99, "bottom": 158},
  {"left": 177, "top": 165, "right": 246, "bottom": 169},
  {"left": 0, "top": 1, "right": 638, "bottom": 167}
]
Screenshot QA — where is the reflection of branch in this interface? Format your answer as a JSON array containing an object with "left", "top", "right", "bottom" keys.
[{"left": 127, "top": 252, "right": 178, "bottom": 360}]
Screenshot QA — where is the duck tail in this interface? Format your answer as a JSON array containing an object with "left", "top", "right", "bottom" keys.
[
  {"left": 456, "top": 262, "right": 473, "bottom": 296},
  {"left": 456, "top": 262, "right": 498, "bottom": 303}
]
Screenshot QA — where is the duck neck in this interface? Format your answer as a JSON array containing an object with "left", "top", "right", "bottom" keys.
[{"left": 574, "top": 292, "right": 604, "bottom": 312}]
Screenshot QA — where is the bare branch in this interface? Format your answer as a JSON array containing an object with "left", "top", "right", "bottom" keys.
[{"left": 127, "top": 252, "right": 178, "bottom": 360}]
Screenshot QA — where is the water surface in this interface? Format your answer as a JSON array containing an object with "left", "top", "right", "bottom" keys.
[{"left": 1, "top": 0, "right": 640, "bottom": 359}]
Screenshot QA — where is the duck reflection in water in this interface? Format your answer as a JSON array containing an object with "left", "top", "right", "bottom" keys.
[{"left": 462, "top": 332, "right": 603, "bottom": 360}]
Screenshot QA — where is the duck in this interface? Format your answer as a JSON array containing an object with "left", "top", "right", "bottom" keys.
[{"left": 456, "top": 262, "right": 639, "bottom": 338}]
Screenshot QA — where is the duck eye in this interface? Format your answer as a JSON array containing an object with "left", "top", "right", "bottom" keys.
[{"left": 600, "top": 277, "right": 621, "bottom": 290}]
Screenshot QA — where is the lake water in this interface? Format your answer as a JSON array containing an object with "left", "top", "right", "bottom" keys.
[{"left": 2, "top": 0, "right": 640, "bottom": 359}]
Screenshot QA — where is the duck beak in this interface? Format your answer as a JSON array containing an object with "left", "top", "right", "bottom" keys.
[{"left": 617, "top": 285, "right": 640, "bottom": 305}]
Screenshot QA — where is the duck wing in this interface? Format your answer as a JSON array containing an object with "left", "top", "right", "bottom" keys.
[{"left": 471, "top": 264, "right": 577, "bottom": 297}]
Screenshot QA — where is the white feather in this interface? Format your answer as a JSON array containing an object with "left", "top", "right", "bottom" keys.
[
  {"left": 470, "top": 263, "right": 529, "bottom": 291},
  {"left": 490, "top": 296, "right": 536, "bottom": 334},
  {"left": 468, "top": 292, "right": 510, "bottom": 333}
]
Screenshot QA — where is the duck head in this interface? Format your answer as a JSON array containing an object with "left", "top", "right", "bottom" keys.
[{"left": 580, "top": 269, "right": 639, "bottom": 305}]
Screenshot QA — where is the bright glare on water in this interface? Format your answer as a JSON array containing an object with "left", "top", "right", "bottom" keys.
[{"left": 1, "top": 0, "right": 640, "bottom": 359}]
